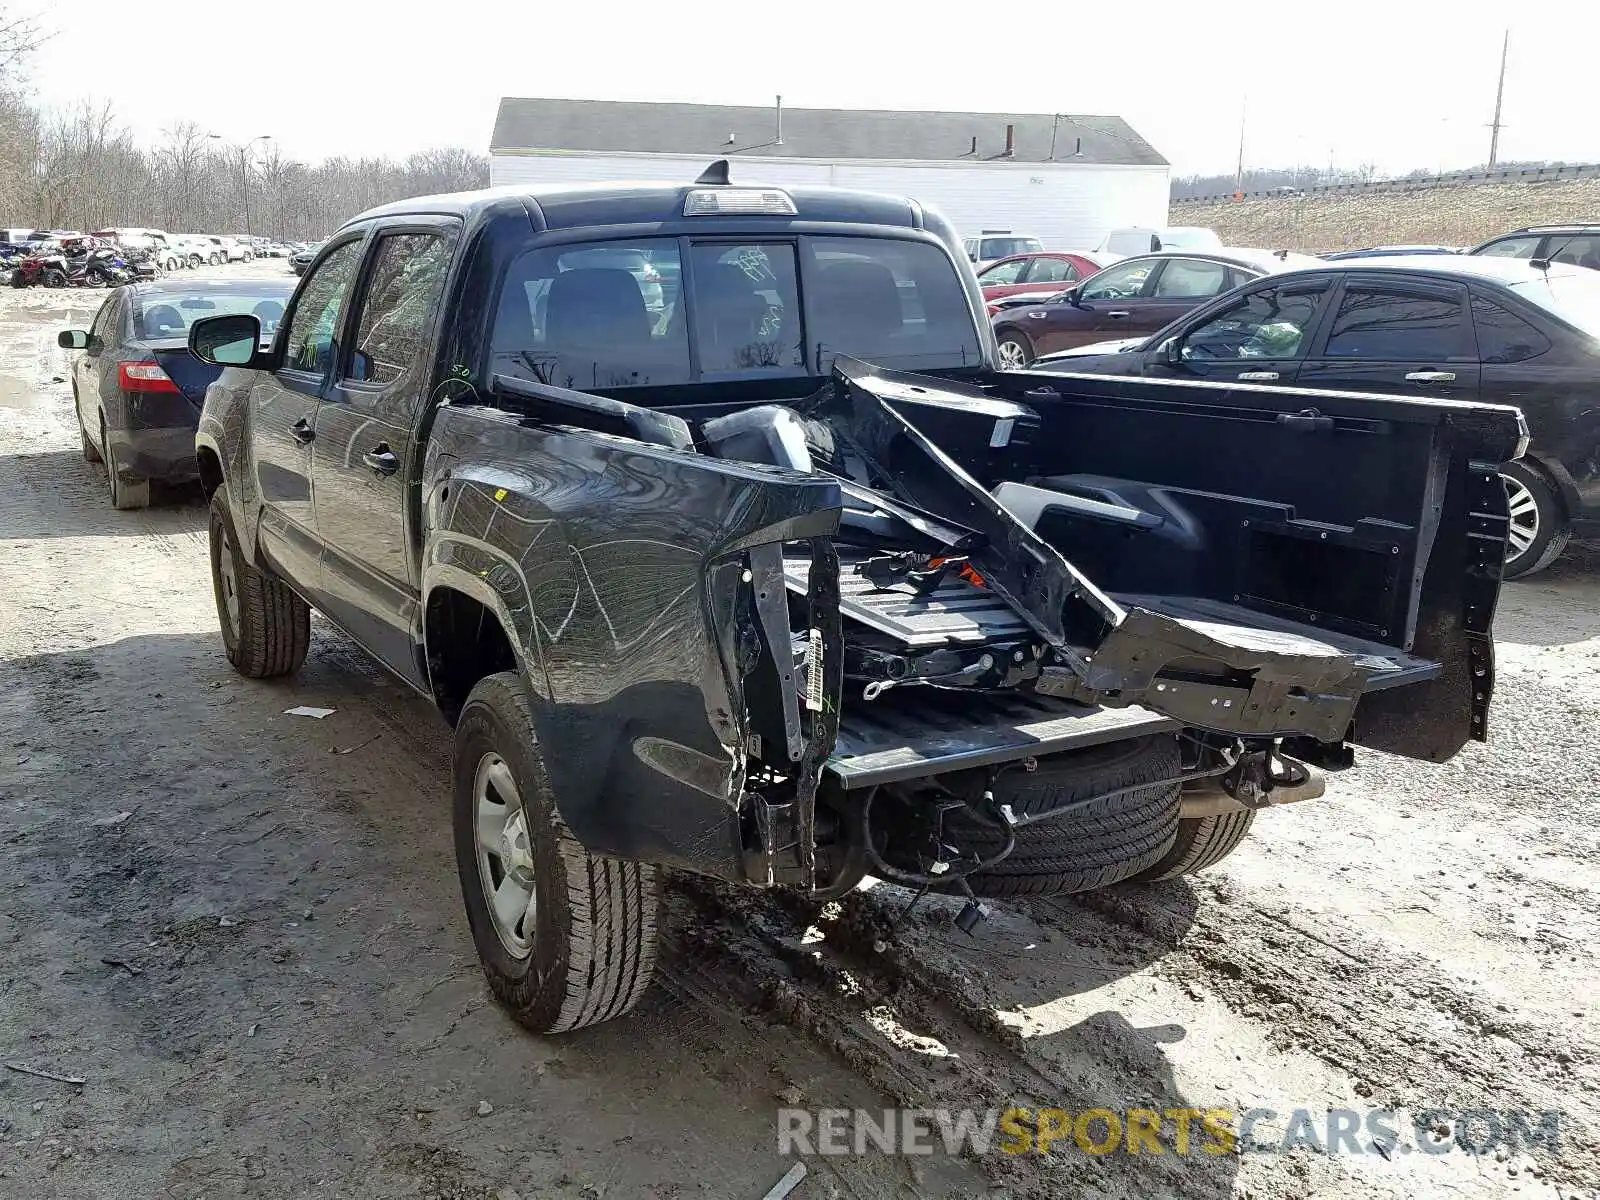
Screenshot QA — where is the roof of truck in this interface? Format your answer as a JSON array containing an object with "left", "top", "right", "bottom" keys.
[{"left": 345, "top": 177, "right": 933, "bottom": 233}]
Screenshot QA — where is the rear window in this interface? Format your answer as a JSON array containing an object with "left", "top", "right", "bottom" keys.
[
  {"left": 1511, "top": 271, "right": 1600, "bottom": 339},
  {"left": 979, "top": 237, "right": 1041, "bottom": 260},
  {"left": 133, "top": 286, "right": 294, "bottom": 340},
  {"left": 490, "top": 235, "right": 981, "bottom": 389}
]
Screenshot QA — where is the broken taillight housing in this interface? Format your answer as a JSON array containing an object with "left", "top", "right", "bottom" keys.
[{"left": 118, "top": 360, "right": 180, "bottom": 393}]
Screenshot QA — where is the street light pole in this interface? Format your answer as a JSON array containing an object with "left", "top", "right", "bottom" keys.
[{"left": 208, "top": 133, "right": 272, "bottom": 235}]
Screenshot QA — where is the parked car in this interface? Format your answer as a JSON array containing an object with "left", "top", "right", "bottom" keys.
[
  {"left": 288, "top": 243, "right": 322, "bottom": 275},
  {"left": 986, "top": 287, "right": 1074, "bottom": 317},
  {"left": 184, "top": 171, "right": 1517, "bottom": 1036},
  {"left": 992, "top": 248, "right": 1321, "bottom": 367},
  {"left": 1031, "top": 254, "right": 1600, "bottom": 577},
  {"left": 1321, "top": 245, "right": 1460, "bottom": 261},
  {"left": 57, "top": 278, "right": 294, "bottom": 509},
  {"left": 976, "top": 251, "right": 1112, "bottom": 303},
  {"left": 1097, "top": 226, "right": 1222, "bottom": 256},
  {"left": 962, "top": 230, "right": 1043, "bottom": 268},
  {"left": 1469, "top": 224, "right": 1600, "bottom": 270}
]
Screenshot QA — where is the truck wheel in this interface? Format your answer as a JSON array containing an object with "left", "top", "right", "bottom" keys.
[
  {"left": 454, "top": 672, "right": 660, "bottom": 1034},
  {"left": 208, "top": 488, "right": 310, "bottom": 677},
  {"left": 1131, "top": 809, "right": 1256, "bottom": 882},
  {"left": 944, "top": 735, "right": 1180, "bottom": 899},
  {"left": 995, "top": 331, "right": 1034, "bottom": 370},
  {"left": 1500, "top": 460, "right": 1569, "bottom": 579}
]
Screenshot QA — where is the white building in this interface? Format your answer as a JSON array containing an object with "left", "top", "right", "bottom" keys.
[{"left": 489, "top": 98, "right": 1169, "bottom": 252}]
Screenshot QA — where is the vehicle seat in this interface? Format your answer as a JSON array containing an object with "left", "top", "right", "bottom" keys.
[
  {"left": 144, "top": 304, "right": 185, "bottom": 337},
  {"left": 697, "top": 263, "right": 769, "bottom": 368},
  {"left": 700, "top": 405, "right": 813, "bottom": 471},
  {"left": 545, "top": 268, "right": 652, "bottom": 353},
  {"left": 813, "top": 260, "right": 903, "bottom": 342},
  {"left": 252, "top": 299, "right": 285, "bottom": 332}
]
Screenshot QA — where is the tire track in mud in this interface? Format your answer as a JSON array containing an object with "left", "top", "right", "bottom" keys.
[
  {"left": 1053, "top": 879, "right": 1600, "bottom": 1190},
  {"left": 661, "top": 878, "right": 1243, "bottom": 1200}
]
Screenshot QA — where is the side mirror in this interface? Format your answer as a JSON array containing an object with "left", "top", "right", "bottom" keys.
[
  {"left": 1159, "top": 337, "right": 1182, "bottom": 365},
  {"left": 190, "top": 313, "right": 265, "bottom": 367},
  {"left": 58, "top": 329, "right": 88, "bottom": 350},
  {"left": 1057, "top": 285, "right": 1081, "bottom": 306}
]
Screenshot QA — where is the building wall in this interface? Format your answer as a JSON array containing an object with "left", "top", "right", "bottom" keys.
[
  {"left": 1169, "top": 178, "right": 1600, "bottom": 253},
  {"left": 490, "top": 151, "right": 1170, "bottom": 250}
]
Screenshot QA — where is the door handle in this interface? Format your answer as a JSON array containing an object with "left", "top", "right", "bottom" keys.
[
  {"left": 1404, "top": 370, "right": 1457, "bottom": 383},
  {"left": 1106, "top": 310, "right": 1131, "bottom": 319},
  {"left": 290, "top": 417, "right": 314, "bottom": 444},
  {"left": 362, "top": 444, "right": 400, "bottom": 475},
  {"left": 1237, "top": 371, "right": 1280, "bottom": 381}
]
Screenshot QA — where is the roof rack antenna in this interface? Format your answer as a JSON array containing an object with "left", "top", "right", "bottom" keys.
[{"left": 695, "top": 159, "right": 731, "bottom": 186}]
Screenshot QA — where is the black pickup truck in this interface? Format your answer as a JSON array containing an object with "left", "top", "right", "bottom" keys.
[{"left": 188, "top": 166, "right": 1524, "bottom": 1034}]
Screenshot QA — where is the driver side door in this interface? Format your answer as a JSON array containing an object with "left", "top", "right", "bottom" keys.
[
  {"left": 1145, "top": 278, "right": 1334, "bottom": 386},
  {"left": 1029, "top": 257, "right": 1162, "bottom": 355}
]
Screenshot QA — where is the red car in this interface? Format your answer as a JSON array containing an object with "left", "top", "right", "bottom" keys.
[{"left": 976, "top": 251, "right": 1108, "bottom": 302}]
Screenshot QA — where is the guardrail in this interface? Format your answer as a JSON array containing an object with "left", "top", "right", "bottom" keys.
[{"left": 1172, "top": 162, "right": 1600, "bottom": 205}]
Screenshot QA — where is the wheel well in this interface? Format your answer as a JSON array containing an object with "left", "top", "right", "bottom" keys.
[
  {"left": 425, "top": 587, "right": 518, "bottom": 724},
  {"left": 1517, "top": 454, "right": 1573, "bottom": 520},
  {"left": 196, "top": 446, "right": 224, "bottom": 497}
]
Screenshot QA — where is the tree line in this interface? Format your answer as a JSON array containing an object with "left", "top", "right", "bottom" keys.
[{"left": 0, "top": 12, "right": 487, "bottom": 240}]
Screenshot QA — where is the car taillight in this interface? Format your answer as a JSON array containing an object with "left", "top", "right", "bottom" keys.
[{"left": 119, "top": 360, "right": 180, "bottom": 393}]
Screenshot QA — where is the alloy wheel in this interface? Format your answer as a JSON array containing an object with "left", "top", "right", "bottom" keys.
[
  {"left": 216, "top": 519, "right": 241, "bottom": 639},
  {"left": 997, "top": 339, "right": 1029, "bottom": 370},
  {"left": 1503, "top": 473, "right": 1540, "bottom": 562}
]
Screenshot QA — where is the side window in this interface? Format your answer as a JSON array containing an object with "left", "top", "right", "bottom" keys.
[
  {"left": 283, "top": 241, "right": 363, "bottom": 375},
  {"left": 1154, "top": 258, "right": 1229, "bottom": 298},
  {"left": 347, "top": 231, "right": 457, "bottom": 388},
  {"left": 1026, "top": 258, "right": 1077, "bottom": 284},
  {"left": 1476, "top": 235, "right": 1540, "bottom": 259},
  {"left": 1472, "top": 296, "right": 1551, "bottom": 364},
  {"left": 1181, "top": 285, "right": 1326, "bottom": 361},
  {"left": 690, "top": 242, "right": 804, "bottom": 374},
  {"left": 1078, "top": 259, "right": 1158, "bottom": 302},
  {"left": 88, "top": 296, "right": 118, "bottom": 346},
  {"left": 1323, "top": 286, "right": 1468, "bottom": 360},
  {"left": 1550, "top": 235, "right": 1600, "bottom": 270},
  {"left": 980, "top": 259, "right": 1029, "bottom": 286}
]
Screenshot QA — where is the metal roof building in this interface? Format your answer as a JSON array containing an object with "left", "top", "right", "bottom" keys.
[{"left": 489, "top": 98, "right": 1170, "bottom": 251}]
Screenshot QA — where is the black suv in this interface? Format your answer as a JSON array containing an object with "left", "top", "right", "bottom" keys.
[
  {"left": 1470, "top": 224, "right": 1600, "bottom": 270},
  {"left": 1035, "top": 254, "right": 1600, "bottom": 577}
]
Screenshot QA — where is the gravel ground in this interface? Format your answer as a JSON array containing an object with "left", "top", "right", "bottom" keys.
[{"left": 1, "top": 266, "right": 1597, "bottom": 1200}]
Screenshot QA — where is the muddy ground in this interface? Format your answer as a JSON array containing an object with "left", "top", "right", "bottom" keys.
[{"left": 0, "top": 265, "right": 1597, "bottom": 1200}]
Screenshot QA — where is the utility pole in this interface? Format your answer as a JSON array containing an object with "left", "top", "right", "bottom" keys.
[
  {"left": 1233, "top": 100, "right": 1246, "bottom": 200},
  {"left": 208, "top": 133, "right": 271, "bottom": 234},
  {"left": 1487, "top": 29, "right": 1508, "bottom": 168}
]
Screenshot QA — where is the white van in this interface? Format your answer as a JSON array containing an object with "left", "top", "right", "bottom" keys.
[{"left": 1098, "top": 226, "right": 1222, "bottom": 256}]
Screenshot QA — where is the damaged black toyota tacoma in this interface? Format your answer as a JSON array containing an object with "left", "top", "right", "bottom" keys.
[{"left": 188, "top": 165, "right": 1525, "bottom": 1034}]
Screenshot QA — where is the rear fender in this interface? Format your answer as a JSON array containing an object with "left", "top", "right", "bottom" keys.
[{"left": 424, "top": 404, "right": 843, "bottom": 883}]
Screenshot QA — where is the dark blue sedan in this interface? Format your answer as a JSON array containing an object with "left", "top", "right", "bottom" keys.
[{"left": 59, "top": 279, "right": 294, "bottom": 509}]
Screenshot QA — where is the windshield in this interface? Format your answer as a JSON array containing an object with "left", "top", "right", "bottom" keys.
[
  {"left": 134, "top": 286, "right": 295, "bottom": 340},
  {"left": 490, "top": 234, "right": 981, "bottom": 390},
  {"left": 979, "top": 237, "right": 1041, "bottom": 260},
  {"left": 1509, "top": 272, "right": 1600, "bottom": 339}
]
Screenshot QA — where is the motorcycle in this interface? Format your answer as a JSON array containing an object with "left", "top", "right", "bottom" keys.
[
  {"left": 10, "top": 251, "right": 71, "bottom": 289},
  {"left": 10, "top": 244, "right": 132, "bottom": 288}
]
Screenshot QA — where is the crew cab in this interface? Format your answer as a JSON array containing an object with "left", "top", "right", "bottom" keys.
[{"left": 187, "top": 167, "right": 1523, "bottom": 1035}]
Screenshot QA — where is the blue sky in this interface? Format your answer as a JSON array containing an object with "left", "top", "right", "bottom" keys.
[{"left": 26, "top": 0, "right": 1595, "bottom": 177}]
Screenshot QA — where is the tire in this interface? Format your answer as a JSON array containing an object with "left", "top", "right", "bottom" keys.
[
  {"left": 10, "top": 269, "right": 24, "bottom": 288},
  {"left": 86, "top": 267, "right": 107, "bottom": 287},
  {"left": 1500, "top": 459, "right": 1569, "bottom": 579},
  {"left": 189, "top": 254, "right": 203, "bottom": 269},
  {"left": 76, "top": 391, "right": 101, "bottom": 463},
  {"left": 102, "top": 417, "right": 150, "bottom": 510},
  {"left": 1131, "top": 809, "right": 1256, "bottom": 882},
  {"left": 44, "top": 268, "right": 67, "bottom": 288},
  {"left": 208, "top": 253, "right": 222, "bottom": 267},
  {"left": 454, "top": 672, "right": 660, "bottom": 1033},
  {"left": 208, "top": 487, "right": 310, "bottom": 677},
  {"left": 996, "top": 330, "right": 1034, "bottom": 370},
  {"left": 943, "top": 735, "right": 1182, "bottom": 899}
]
